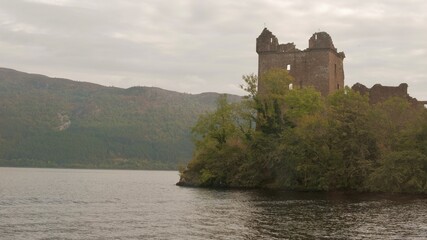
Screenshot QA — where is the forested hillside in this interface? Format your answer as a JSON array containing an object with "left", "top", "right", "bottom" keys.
[{"left": 0, "top": 68, "right": 240, "bottom": 169}]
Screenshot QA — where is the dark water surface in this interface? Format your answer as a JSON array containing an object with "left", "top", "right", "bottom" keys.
[{"left": 0, "top": 168, "right": 426, "bottom": 239}]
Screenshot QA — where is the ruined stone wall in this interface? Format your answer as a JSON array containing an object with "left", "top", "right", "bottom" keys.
[
  {"left": 256, "top": 28, "right": 424, "bottom": 106},
  {"left": 370, "top": 83, "right": 408, "bottom": 103},
  {"left": 351, "top": 83, "right": 421, "bottom": 105},
  {"left": 257, "top": 29, "right": 345, "bottom": 96},
  {"left": 328, "top": 51, "right": 345, "bottom": 93},
  {"left": 304, "top": 50, "right": 330, "bottom": 96},
  {"left": 258, "top": 51, "right": 309, "bottom": 94}
]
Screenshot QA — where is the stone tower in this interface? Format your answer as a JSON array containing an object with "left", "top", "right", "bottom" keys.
[{"left": 256, "top": 28, "right": 345, "bottom": 96}]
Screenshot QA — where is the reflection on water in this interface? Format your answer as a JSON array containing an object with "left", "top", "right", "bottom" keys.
[{"left": 0, "top": 167, "right": 426, "bottom": 239}]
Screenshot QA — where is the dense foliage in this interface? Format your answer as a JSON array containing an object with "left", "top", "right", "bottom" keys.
[
  {"left": 179, "top": 69, "right": 427, "bottom": 193},
  {"left": 0, "top": 68, "right": 239, "bottom": 169}
]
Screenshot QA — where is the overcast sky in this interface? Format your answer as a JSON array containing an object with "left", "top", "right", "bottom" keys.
[{"left": 0, "top": 0, "right": 426, "bottom": 99}]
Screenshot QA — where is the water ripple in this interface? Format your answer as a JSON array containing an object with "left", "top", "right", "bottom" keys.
[{"left": 0, "top": 168, "right": 426, "bottom": 239}]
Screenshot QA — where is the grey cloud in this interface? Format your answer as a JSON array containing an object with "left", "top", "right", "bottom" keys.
[{"left": 0, "top": 0, "right": 425, "bottom": 99}]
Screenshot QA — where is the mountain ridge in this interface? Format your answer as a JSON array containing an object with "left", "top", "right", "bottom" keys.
[{"left": 0, "top": 67, "right": 241, "bottom": 169}]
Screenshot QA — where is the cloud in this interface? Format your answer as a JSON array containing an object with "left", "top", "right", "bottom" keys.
[{"left": 0, "top": 0, "right": 425, "bottom": 99}]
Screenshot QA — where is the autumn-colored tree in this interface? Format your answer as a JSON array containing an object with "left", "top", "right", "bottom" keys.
[{"left": 179, "top": 70, "right": 427, "bottom": 193}]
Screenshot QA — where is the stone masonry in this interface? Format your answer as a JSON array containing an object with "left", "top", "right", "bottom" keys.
[
  {"left": 352, "top": 83, "right": 422, "bottom": 105},
  {"left": 256, "top": 28, "right": 345, "bottom": 96},
  {"left": 256, "top": 28, "right": 425, "bottom": 106}
]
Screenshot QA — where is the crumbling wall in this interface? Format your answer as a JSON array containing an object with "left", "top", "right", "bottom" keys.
[
  {"left": 351, "top": 82, "right": 421, "bottom": 104},
  {"left": 351, "top": 83, "right": 370, "bottom": 95},
  {"left": 370, "top": 83, "right": 409, "bottom": 103},
  {"left": 256, "top": 29, "right": 424, "bottom": 105},
  {"left": 256, "top": 28, "right": 279, "bottom": 53},
  {"left": 257, "top": 29, "right": 345, "bottom": 96},
  {"left": 309, "top": 32, "right": 336, "bottom": 50}
]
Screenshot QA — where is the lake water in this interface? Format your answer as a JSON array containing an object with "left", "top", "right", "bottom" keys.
[{"left": 0, "top": 168, "right": 426, "bottom": 239}]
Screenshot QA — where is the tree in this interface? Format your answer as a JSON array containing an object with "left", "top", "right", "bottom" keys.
[
  {"left": 256, "top": 68, "right": 294, "bottom": 135},
  {"left": 179, "top": 70, "right": 427, "bottom": 193},
  {"left": 367, "top": 150, "right": 427, "bottom": 193},
  {"left": 192, "top": 95, "right": 239, "bottom": 148},
  {"left": 370, "top": 97, "right": 426, "bottom": 153},
  {"left": 283, "top": 87, "right": 323, "bottom": 123},
  {"left": 181, "top": 94, "right": 249, "bottom": 187},
  {"left": 325, "top": 88, "right": 379, "bottom": 189}
]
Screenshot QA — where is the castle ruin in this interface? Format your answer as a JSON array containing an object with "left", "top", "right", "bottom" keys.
[
  {"left": 256, "top": 28, "right": 425, "bottom": 106},
  {"left": 256, "top": 28, "right": 345, "bottom": 96},
  {"left": 351, "top": 83, "right": 420, "bottom": 105}
]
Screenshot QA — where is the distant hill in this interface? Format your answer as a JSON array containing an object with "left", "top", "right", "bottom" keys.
[{"left": 0, "top": 67, "right": 240, "bottom": 169}]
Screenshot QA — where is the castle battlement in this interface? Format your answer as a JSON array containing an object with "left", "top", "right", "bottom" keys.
[{"left": 257, "top": 28, "right": 345, "bottom": 96}]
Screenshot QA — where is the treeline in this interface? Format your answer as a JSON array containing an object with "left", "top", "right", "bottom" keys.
[
  {"left": 179, "top": 69, "right": 427, "bottom": 193},
  {"left": 0, "top": 127, "right": 190, "bottom": 170},
  {"left": 0, "top": 68, "right": 239, "bottom": 169}
]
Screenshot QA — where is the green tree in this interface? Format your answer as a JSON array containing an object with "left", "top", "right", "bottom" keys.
[
  {"left": 179, "top": 70, "right": 427, "bottom": 193},
  {"left": 370, "top": 97, "right": 426, "bottom": 153},
  {"left": 256, "top": 68, "right": 294, "bottom": 135},
  {"left": 181, "top": 94, "right": 249, "bottom": 187},
  {"left": 325, "top": 88, "right": 379, "bottom": 189},
  {"left": 283, "top": 87, "right": 323, "bottom": 123},
  {"left": 192, "top": 95, "right": 239, "bottom": 148},
  {"left": 367, "top": 151, "right": 427, "bottom": 193}
]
